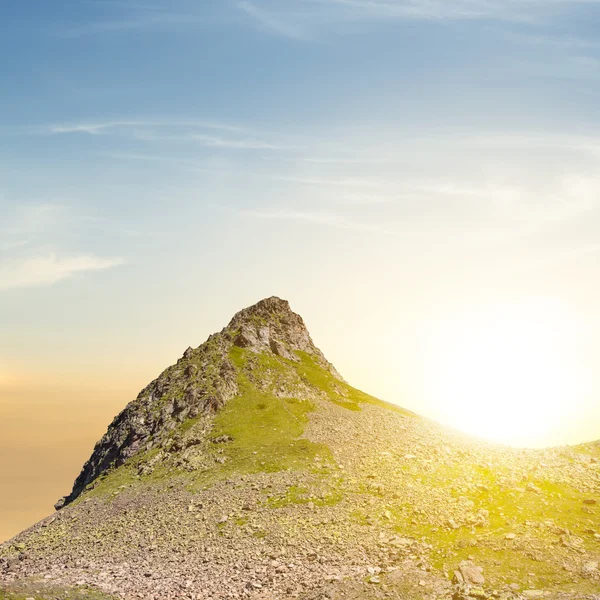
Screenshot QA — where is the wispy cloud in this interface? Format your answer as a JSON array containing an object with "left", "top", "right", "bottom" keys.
[
  {"left": 0, "top": 202, "right": 124, "bottom": 291},
  {"left": 306, "top": 0, "right": 600, "bottom": 22},
  {"left": 236, "top": 208, "right": 391, "bottom": 232},
  {"left": 231, "top": 0, "right": 600, "bottom": 42},
  {"left": 506, "top": 31, "right": 600, "bottom": 50},
  {"left": 48, "top": 0, "right": 600, "bottom": 42},
  {"left": 44, "top": 119, "right": 244, "bottom": 136},
  {"left": 301, "top": 156, "right": 387, "bottom": 165},
  {"left": 270, "top": 174, "right": 384, "bottom": 187},
  {"left": 0, "top": 254, "right": 123, "bottom": 291},
  {"left": 41, "top": 119, "right": 286, "bottom": 151},
  {"left": 309, "top": 0, "right": 497, "bottom": 21},
  {"left": 237, "top": 1, "right": 307, "bottom": 40},
  {"left": 101, "top": 151, "right": 236, "bottom": 176},
  {"left": 231, "top": 0, "right": 541, "bottom": 39},
  {"left": 189, "top": 133, "right": 282, "bottom": 150},
  {"left": 334, "top": 193, "right": 397, "bottom": 204}
]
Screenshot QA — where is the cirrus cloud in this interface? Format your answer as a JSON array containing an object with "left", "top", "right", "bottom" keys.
[{"left": 0, "top": 254, "right": 124, "bottom": 291}]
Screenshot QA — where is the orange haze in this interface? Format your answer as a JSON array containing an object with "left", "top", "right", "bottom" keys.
[{"left": 0, "top": 382, "right": 134, "bottom": 542}]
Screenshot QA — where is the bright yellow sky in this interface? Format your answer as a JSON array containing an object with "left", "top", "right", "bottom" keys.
[{"left": 421, "top": 300, "right": 594, "bottom": 446}]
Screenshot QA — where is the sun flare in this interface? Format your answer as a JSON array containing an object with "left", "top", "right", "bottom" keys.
[{"left": 425, "top": 301, "right": 588, "bottom": 447}]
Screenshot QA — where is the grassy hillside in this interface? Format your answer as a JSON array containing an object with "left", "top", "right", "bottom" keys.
[{"left": 2, "top": 331, "right": 599, "bottom": 599}]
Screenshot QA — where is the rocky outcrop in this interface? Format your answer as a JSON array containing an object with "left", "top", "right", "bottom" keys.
[{"left": 228, "top": 296, "right": 342, "bottom": 379}]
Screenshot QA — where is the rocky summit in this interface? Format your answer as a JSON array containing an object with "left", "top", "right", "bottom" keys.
[{"left": 1, "top": 297, "right": 600, "bottom": 600}]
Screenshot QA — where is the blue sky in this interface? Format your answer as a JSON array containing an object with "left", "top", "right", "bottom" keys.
[{"left": 2, "top": 0, "right": 600, "bottom": 447}]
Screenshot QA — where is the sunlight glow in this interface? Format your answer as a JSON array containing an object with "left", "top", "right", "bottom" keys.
[
  {"left": 0, "top": 362, "right": 19, "bottom": 387},
  {"left": 425, "top": 300, "right": 588, "bottom": 447}
]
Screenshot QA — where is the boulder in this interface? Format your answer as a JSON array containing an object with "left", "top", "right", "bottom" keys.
[{"left": 458, "top": 561, "right": 485, "bottom": 586}]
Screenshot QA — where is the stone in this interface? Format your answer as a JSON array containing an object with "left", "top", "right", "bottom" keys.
[
  {"left": 458, "top": 561, "right": 485, "bottom": 586},
  {"left": 582, "top": 561, "right": 598, "bottom": 577},
  {"left": 269, "top": 339, "right": 293, "bottom": 360},
  {"left": 185, "top": 364, "right": 198, "bottom": 377},
  {"left": 212, "top": 435, "right": 234, "bottom": 444}
]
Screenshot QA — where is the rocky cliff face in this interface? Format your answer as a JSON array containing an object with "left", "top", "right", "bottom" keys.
[
  {"left": 60, "top": 297, "right": 338, "bottom": 507},
  {"left": 228, "top": 297, "right": 341, "bottom": 377}
]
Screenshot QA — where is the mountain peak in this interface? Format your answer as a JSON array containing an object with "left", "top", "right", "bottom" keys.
[
  {"left": 225, "top": 296, "right": 323, "bottom": 364},
  {"left": 230, "top": 295, "right": 292, "bottom": 318},
  {"left": 57, "top": 297, "right": 340, "bottom": 508},
  {"left": 227, "top": 296, "right": 298, "bottom": 336}
]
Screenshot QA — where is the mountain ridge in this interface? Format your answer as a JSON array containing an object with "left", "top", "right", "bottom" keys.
[{"left": 2, "top": 297, "right": 600, "bottom": 600}]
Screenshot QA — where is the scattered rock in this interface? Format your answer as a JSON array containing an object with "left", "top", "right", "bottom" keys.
[{"left": 457, "top": 561, "right": 485, "bottom": 586}]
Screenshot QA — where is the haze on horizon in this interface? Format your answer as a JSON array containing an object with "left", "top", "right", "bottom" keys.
[{"left": 2, "top": 0, "right": 600, "bottom": 542}]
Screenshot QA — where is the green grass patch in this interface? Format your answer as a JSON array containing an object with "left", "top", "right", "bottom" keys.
[
  {"left": 571, "top": 440, "right": 600, "bottom": 460},
  {"left": 349, "top": 509, "right": 371, "bottom": 526},
  {"left": 267, "top": 484, "right": 343, "bottom": 508},
  {"left": 206, "top": 385, "right": 330, "bottom": 478},
  {"left": 183, "top": 347, "right": 334, "bottom": 487},
  {"left": 70, "top": 446, "right": 174, "bottom": 506},
  {"left": 293, "top": 351, "right": 416, "bottom": 416},
  {"left": 353, "top": 457, "right": 600, "bottom": 593}
]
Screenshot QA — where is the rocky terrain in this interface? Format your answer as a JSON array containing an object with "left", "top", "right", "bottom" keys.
[{"left": 1, "top": 297, "right": 599, "bottom": 600}]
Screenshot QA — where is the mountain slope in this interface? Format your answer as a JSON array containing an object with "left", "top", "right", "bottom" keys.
[
  {"left": 59, "top": 297, "right": 341, "bottom": 508},
  {"left": 1, "top": 297, "right": 599, "bottom": 600}
]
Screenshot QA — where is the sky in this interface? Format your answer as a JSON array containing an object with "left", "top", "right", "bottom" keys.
[{"left": 2, "top": 0, "right": 600, "bottom": 541}]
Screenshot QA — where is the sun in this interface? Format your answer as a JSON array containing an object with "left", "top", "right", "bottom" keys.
[{"left": 424, "top": 300, "right": 587, "bottom": 447}]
